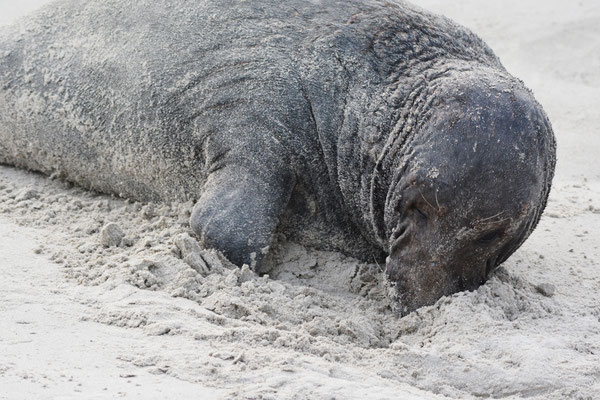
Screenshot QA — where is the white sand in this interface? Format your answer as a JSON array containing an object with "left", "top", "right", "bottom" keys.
[{"left": 1, "top": 1, "right": 599, "bottom": 399}]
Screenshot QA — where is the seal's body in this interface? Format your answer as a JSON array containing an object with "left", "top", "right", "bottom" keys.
[{"left": 0, "top": 0, "right": 556, "bottom": 314}]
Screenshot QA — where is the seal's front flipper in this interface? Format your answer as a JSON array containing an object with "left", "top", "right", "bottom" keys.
[{"left": 190, "top": 165, "right": 295, "bottom": 268}]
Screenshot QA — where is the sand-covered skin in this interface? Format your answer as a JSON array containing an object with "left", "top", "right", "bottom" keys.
[{"left": 1, "top": 0, "right": 600, "bottom": 399}]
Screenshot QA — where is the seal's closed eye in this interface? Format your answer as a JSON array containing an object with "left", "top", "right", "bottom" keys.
[{"left": 415, "top": 207, "right": 428, "bottom": 223}]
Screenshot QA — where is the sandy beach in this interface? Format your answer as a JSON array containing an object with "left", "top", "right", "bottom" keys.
[{"left": 1, "top": 1, "right": 599, "bottom": 399}]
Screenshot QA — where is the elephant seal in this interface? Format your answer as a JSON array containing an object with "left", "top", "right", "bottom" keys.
[{"left": 0, "top": 0, "right": 556, "bottom": 314}]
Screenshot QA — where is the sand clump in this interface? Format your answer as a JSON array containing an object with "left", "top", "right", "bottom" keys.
[{"left": 99, "top": 223, "right": 126, "bottom": 247}]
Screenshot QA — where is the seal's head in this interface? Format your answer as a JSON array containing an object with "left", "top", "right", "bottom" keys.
[{"left": 383, "top": 71, "right": 556, "bottom": 315}]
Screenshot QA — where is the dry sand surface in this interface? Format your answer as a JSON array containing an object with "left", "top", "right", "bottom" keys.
[{"left": 1, "top": 0, "right": 599, "bottom": 399}]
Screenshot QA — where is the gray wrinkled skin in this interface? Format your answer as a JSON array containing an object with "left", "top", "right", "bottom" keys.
[{"left": 0, "top": 0, "right": 556, "bottom": 315}]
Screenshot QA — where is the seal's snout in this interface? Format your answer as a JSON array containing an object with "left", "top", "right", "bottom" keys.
[
  {"left": 386, "top": 249, "right": 451, "bottom": 316},
  {"left": 388, "top": 252, "right": 491, "bottom": 316}
]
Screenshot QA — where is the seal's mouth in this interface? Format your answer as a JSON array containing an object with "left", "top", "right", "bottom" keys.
[
  {"left": 387, "top": 256, "right": 449, "bottom": 316},
  {"left": 387, "top": 252, "right": 497, "bottom": 316}
]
